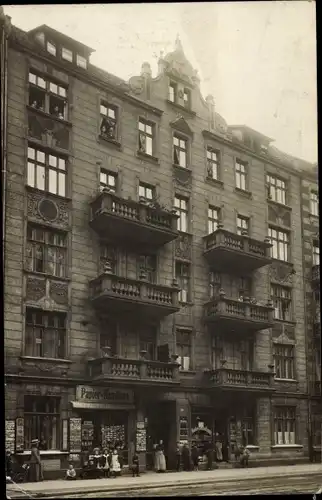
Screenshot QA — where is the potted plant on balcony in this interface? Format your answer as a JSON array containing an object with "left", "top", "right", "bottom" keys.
[
  {"left": 101, "top": 346, "right": 111, "bottom": 358},
  {"left": 103, "top": 260, "right": 113, "bottom": 275}
]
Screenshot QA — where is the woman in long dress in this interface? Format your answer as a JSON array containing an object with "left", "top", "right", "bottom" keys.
[
  {"left": 110, "top": 449, "right": 121, "bottom": 478},
  {"left": 29, "top": 439, "right": 43, "bottom": 482},
  {"left": 155, "top": 440, "right": 166, "bottom": 473}
]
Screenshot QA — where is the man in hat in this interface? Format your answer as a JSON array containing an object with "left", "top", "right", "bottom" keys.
[{"left": 29, "top": 439, "right": 43, "bottom": 482}]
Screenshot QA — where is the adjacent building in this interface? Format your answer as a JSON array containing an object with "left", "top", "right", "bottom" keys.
[{"left": 4, "top": 23, "right": 320, "bottom": 477}]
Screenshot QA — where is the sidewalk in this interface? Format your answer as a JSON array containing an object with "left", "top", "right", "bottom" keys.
[{"left": 7, "top": 463, "right": 322, "bottom": 498}]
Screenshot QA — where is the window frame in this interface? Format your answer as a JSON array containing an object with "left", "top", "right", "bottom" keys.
[
  {"left": 138, "top": 182, "right": 155, "bottom": 202},
  {"left": 268, "top": 226, "right": 290, "bottom": 262},
  {"left": 173, "top": 133, "right": 188, "bottom": 169},
  {"left": 24, "top": 395, "right": 61, "bottom": 451},
  {"left": 310, "top": 191, "right": 319, "bottom": 217},
  {"left": 26, "top": 224, "right": 68, "bottom": 278},
  {"left": 206, "top": 147, "right": 220, "bottom": 181},
  {"left": 271, "top": 284, "right": 292, "bottom": 322},
  {"left": 46, "top": 40, "right": 57, "bottom": 57},
  {"left": 273, "top": 344, "right": 295, "bottom": 380},
  {"left": 266, "top": 174, "right": 287, "bottom": 205},
  {"left": 99, "top": 101, "right": 118, "bottom": 142},
  {"left": 25, "top": 308, "right": 67, "bottom": 360},
  {"left": 61, "top": 47, "right": 73, "bottom": 63},
  {"left": 169, "top": 82, "right": 177, "bottom": 103},
  {"left": 174, "top": 195, "right": 189, "bottom": 233},
  {"left": 100, "top": 169, "right": 117, "bottom": 193},
  {"left": 28, "top": 70, "right": 68, "bottom": 120},
  {"left": 176, "top": 328, "right": 192, "bottom": 371},
  {"left": 27, "top": 145, "right": 68, "bottom": 197},
  {"left": 138, "top": 119, "right": 154, "bottom": 157},
  {"left": 235, "top": 159, "right": 248, "bottom": 191},
  {"left": 273, "top": 407, "right": 296, "bottom": 445},
  {"left": 175, "top": 261, "right": 191, "bottom": 304},
  {"left": 76, "top": 54, "right": 87, "bottom": 69},
  {"left": 237, "top": 214, "right": 250, "bottom": 236},
  {"left": 183, "top": 88, "right": 191, "bottom": 109},
  {"left": 313, "top": 240, "right": 320, "bottom": 266},
  {"left": 137, "top": 253, "right": 157, "bottom": 283},
  {"left": 208, "top": 206, "right": 220, "bottom": 235}
]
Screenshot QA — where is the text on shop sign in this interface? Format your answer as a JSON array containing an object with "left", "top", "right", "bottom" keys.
[{"left": 76, "top": 386, "right": 134, "bottom": 404}]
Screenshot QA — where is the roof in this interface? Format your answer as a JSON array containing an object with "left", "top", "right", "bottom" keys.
[
  {"left": 228, "top": 124, "right": 274, "bottom": 143},
  {"left": 28, "top": 24, "right": 95, "bottom": 54}
]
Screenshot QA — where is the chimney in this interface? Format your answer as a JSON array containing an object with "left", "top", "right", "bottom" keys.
[
  {"left": 141, "top": 62, "right": 152, "bottom": 100},
  {"left": 206, "top": 95, "right": 215, "bottom": 130}
]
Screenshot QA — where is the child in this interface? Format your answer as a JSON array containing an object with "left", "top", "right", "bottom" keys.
[
  {"left": 66, "top": 463, "right": 77, "bottom": 480},
  {"left": 240, "top": 447, "right": 250, "bottom": 468},
  {"left": 110, "top": 449, "right": 121, "bottom": 478},
  {"left": 132, "top": 451, "right": 140, "bottom": 477}
]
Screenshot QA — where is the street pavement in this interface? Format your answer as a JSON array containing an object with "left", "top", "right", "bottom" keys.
[{"left": 6, "top": 463, "right": 322, "bottom": 498}]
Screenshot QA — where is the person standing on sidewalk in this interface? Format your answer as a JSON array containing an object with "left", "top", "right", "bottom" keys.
[
  {"left": 110, "top": 449, "right": 121, "bottom": 478},
  {"left": 191, "top": 444, "right": 199, "bottom": 471},
  {"left": 132, "top": 451, "right": 140, "bottom": 477},
  {"left": 181, "top": 444, "right": 191, "bottom": 471},
  {"left": 175, "top": 443, "right": 181, "bottom": 472},
  {"left": 206, "top": 444, "right": 214, "bottom": 471},
  {"left": 29, "top": 439, "right": 43, "bottom": 482}
]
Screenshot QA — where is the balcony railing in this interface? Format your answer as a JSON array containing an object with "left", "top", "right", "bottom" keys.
[
  {"left": 89, "top": 191, "right": 179, "bottom": 248},
  {"left": 88, "top": 356, "right": 180, "bottom": 385},
  {"left": 207, "top": 368, "right": 274, "bottom": 392},
  {"left": 205, "top": 292, "right": 274, "bottom": 332},
  {"left": 89, "top": 272, "right": 180, "bottom": 319},
  {"left": 203, "top": 226, "right": 272, "bottom": 272},
  {"left": 312, "top": 264, "right": 320, "bottom": 284}
]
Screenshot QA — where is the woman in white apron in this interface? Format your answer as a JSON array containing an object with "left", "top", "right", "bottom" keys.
[
  {"left": 111, "top": 449, "right": 121, "bottom": 478},
  {"left": 155, "top": 440, "right": 166, "bottom": 472}
]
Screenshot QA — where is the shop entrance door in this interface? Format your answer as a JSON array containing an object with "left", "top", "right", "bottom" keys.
[{"left": 146, "top": 401, "right": 175, "bottom": 469}]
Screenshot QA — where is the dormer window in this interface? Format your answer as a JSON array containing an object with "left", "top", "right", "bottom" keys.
[
  {"left": 76, "top": 54, "right": 87, "bottom": 69},
  {"left": 62, "top": 47, "right": 73, "bottom": 63},
  {"left": 46, "top": 41, "right": 56, "bottom": 57},
  {"left": 169, "top": 83, "right": 177, "bottom": 103},
  {"left": 183, "top": 89, "right": 190, "bottom": 109}
]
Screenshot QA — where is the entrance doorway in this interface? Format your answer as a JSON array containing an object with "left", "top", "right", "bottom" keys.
[{"left": 146, "top": 401, "right": 175, "bottom": 470}]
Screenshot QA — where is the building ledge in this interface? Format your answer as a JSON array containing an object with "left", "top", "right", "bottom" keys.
[
  {"left": 20, "top": 356, "right": 72, "bottom": 364},
  {"left": 16, "top": 450, "right": 69, "bottom": 456},
  {"left": 234, "top": 187, "right": 252, "bottom": 199},
  {"left": 246, "top": 445, "right": 260, "bottom": 451},
  {"left": 136, "top": 151, "right": 159, "bottom": 164},
  {"left": 274, "top": 378, "right": 298, "bottom": 383},
  {"left": 267, "top": 198, "right": 292, "bottom": 212},
  {"left": 271, "top": 445, "right": 303, "bottom": 450}
]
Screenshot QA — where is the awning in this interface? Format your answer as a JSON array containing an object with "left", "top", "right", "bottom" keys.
[{"left": 71, "top": 401, "right": 135, "bottom": 411}]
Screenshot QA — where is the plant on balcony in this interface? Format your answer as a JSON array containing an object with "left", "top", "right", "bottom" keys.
[
  {"left": 220, "top": 359, "right": 227, "bottom": 368},
  {"left": 101, "top": 346, "right": 112, "bottom": 358}
]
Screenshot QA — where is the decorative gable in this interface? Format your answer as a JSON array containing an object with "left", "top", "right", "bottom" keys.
[{"left": 170, "top": 116, "right": 193, "bottom": 137}]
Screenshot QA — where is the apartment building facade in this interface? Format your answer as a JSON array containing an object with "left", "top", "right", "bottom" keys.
[{"left": 4, "top": 24, "right": 319, "bottom": 477}]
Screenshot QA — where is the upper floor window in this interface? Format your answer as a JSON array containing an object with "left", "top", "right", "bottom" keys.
[
  {"left": 176, "top": 329, "right": 192, "bottom": 371},
  {"left": 273, "top": 344, "right": 295, "bottom": 380},
  {"left": 208, "top": 206, "right": 220, "bottom": 234},
  {"left": 268, "top": 227, "right": 289, "bottom": 262},
  {"left": 173, "top": 135, "right": 188, "bottom": 168},
  {"left": 271, "top": 284, "right": 292, "bottom": 321},
  {"left": 174, "top": 196, "right": 188, "bottom": 232},
  {"left": 140, "top": 328, "right": 156, "bottom": 361},
  {"left": 100, "top": 319, "right": 117, "bottom": 357},
  {"left": 46, "top": 41, "right": 56, "bottom": 56},
  {"left": 100, "top": 102, "right": 117, "bottom": 141},
  {"left": 100, "top": 244, "right": 117, "bottom": 274},
  {"left": 27, "top": 146, "right": 67, "bottom": 197},
  {"left": 274, "top": 407, "right": 296, "bottom": 445},
  {"left": 237, "top": 215, "right": 250, "bottom": 236},
  {"left": 267, "top": 174, "right": 287, "bottom": 205},
  {"left": 26, "top": 225, "right": 67, "bottom": 278},
  {"left": 139, "top": 182, "right": 154, "bottom": 201},
  {"left": 310, "top": 191, "right": 319, "bottom": 216},
  {"left": 313, "top": 240, "right": 320, "bottom": 266},
  {"left": 137, "top": 254, "right": 156, "bottom": 283},
  {"left": 206, "top": 147, "right": 220, "bottom": 180},
  {"left": 76, "top": 54, "right": 87, "bottom": 69},
  {"left": 235, "top": 159, "right": 247, "bottom": 191},
  {"left": 100, "top": 169, "right": 117, "bottom": 193},
  {"left": 238, "top": 276, "right": 252, "bottom": 301},
  {"left": 25, "top": 308, "right": 66, "bottom": 359},
  {"left": 62, "top": 47, "right": 73, "bottom": 63},
  {"left": 169, "top": 82, "right": 177, "bottom": 103},
  {"left": 28, "top": 71, "right": 67, "bottom": 120},
  {"left": 138, "top": 120, "right": 154, "bottom": 156},
  {"left": 209, "top": 271, "right": 221, "bottom": 298},
  {"left": 176, "top": 262, "right": 190, "bottom": 304},
  {"left": 183, "top": 89, "right": 191, "bottom": 108}
]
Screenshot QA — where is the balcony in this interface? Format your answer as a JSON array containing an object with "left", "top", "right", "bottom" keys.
[
  {"left": 89, "top": 271, "right": 180, "bottom": 320},
  {"left": 89, "top": 190, "right": 179, "bottom": 248},
  {"left": 312, "top": 265, "right": 320, "bottom": 285},
  {"left": 27, "top": 106, "right": 70, "bottom": 151},
  {"left": 203, "top": 226, "right": 272, "bottom": 273},
  {"left": 88, "top": 356, "right": 180, "bottom": 386},
  {"left": 204, "top": 292, "right": 274, "bottom": 333},
  {"left": 206, "top": 368, "right": 275, "bottom": 393}
]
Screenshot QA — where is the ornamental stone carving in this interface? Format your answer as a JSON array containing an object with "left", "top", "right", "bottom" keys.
[
  {"left": 26, "top": 276, "right": 46, "bottom": 302},
  {"left": 50, "top": 281, "right": 69, "bottom": 305},
  {"left": 269, "top": 261, "right": 294, "bottom": 285},
  {"left": 27, "top": 191, "right": 70, "bottom": 228},
  {"left": 173, "top": 165, "right": 192, "bottom": 189},
  {"left": 175, "top": 233, "right": 192, "bottom": 260},
  {"left": 268, "top": 204, "right": 291, "bottom": 227}
]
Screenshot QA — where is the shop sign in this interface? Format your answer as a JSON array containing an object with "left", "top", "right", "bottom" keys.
[
  {"left": 69, "top": 418, "right": 82, "bottom": 453},
  {"left": 62, "top": 419, "right": 68, "bottom": 451},
  {"left": 76, "top": 386, "right": 134, "bottom": 405},
  {"left": 6, "top": 420, "right": 15, "bottom": 453},
  {"left": 136, "top": 421, "right": 146, "bottom": 452},
  {"left": 42, "top": 459, "right": 61, "bottom": 471},
  {"left": 16, "top": 418, "right": 24, "bottom": 452}
]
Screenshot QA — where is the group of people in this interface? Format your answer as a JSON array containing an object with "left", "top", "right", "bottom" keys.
[{"left": 78, "top": 447, "right": 129, "bottom": 479}]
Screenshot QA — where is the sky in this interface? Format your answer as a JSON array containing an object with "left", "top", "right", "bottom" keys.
[{"left": 4, "top": 2, "right": 317, "bottom": 163}]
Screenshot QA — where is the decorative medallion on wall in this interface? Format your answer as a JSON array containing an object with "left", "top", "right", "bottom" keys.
[
  {"left": 26, "top": 276, "right": 46, "bottom": 302},
  {"left": 49, "top": 281, "right": 68, "bottom": 305},
  {"left": 175, "top": 233, "right": 192, "bottom": 260},
  {"left": 269, "top": 261, "right": 294, "bottom": 285},
  {"left": 173, "top": 165, "right": 192, "bottom": 189},
  {"left": 268, "top": 204, "right": 291, "bottom": 227},
  {"left": 27, "top": 192, "right": 70, "bottom": 228}
]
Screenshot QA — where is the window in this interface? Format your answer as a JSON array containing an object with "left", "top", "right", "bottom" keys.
[
  {"left": 138, "top": 120, "right": 154, "bottom": 156},
  {"left": 169, "top": 82, "right": 177, "bottom": 103},
  {"left": 139, "top": 328, "right": 156, "bottom": 361},
  {"left": 183, "top": 89, "right": 190, "bottom": 108},
  {"left": 46, "top": 41, "right": 56, "bottom": 56},
  {"left": 62, "top": 47, "right": 73, "bottom": 62},
  {"left": 241, "top": 417, "right": 255, "bottom": 447},
  {"left": 100, "top": 169, "right": 117, "bottom": 193},
  {"left": 174, "top": 196, "right": 188, "bottom": 232},
  {"left": 209, "top": 271, "right": 221, "bottom": 298},
  {"left": 176, "top": 329, "right": 192, "bottom": 371},
  {"left": 235, "top": 159, "right": 247, "bottom": 191},
  {"left": 24, "top": 396, "right": 60, "bottom": 450},
  {"left": 100, "top": 319, "right": 117, "bottom": 356},
  {"left": 25, "top": 309, "right": 66, "bottom": 359},
  {"left": 139, "top": 182, "right": 154, "bottom": 201},
  {"left": 137, "top": 254, "right": 156, "bottom": 283},
  {"left": 206, "top": 147, "right": 219, "bottom": 180},
  {"left": 28, "top": 71, "right": 67, "bottom": 119},
  {"left": 310, "top": 191, "right": 319, "bottom": 216},
  {"left": 76, "top": 54, "right": 87, "bottom": 69},
  {"left": 274, "top": 407, "right": 296, "bottom": 445},
  {"left": 237, "top": 215, "right": 250, "bottom": 236},
  {"left": 238, "top": 277, "right": 252, "bottom": 300},
  {"left": 313, "top": 241, "right": 320, "bottom": 266},
  {"left": 27, "top": 146, "right": 67, "bottom": 196},
  {"left": 173, "top": 135, "right": 188, "bottom": 168},
  {"left": 100, "top": 244, "right": 117, "bottom": 274},
  {"left": 208, "top": 206, "right": 220, "bottom": 234},
  {"left": 100, "top": 102, "right": 117, "bottom": 140},
  {"left": 26, "top": 225, "right": 67, "bottom": 277},
  {"left": 268, "top": 227, "right": 289, "bottom": 262},
  {"left": 176, "top": 262, "right": 190, "bottom": 303},
  {"left": 266, "top": 174, "right": 286, "bottom": 205},
  {"left": 273, "top": 344, "right": 295, "bottom": 380},
  {"left": 271, "top": 285, "right": 292, "bottom": 321}
]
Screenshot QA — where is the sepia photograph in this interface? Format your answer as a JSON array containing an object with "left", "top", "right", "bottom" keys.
[{"left": 2, "top": 2, "right": 320, "bottom": 498}]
